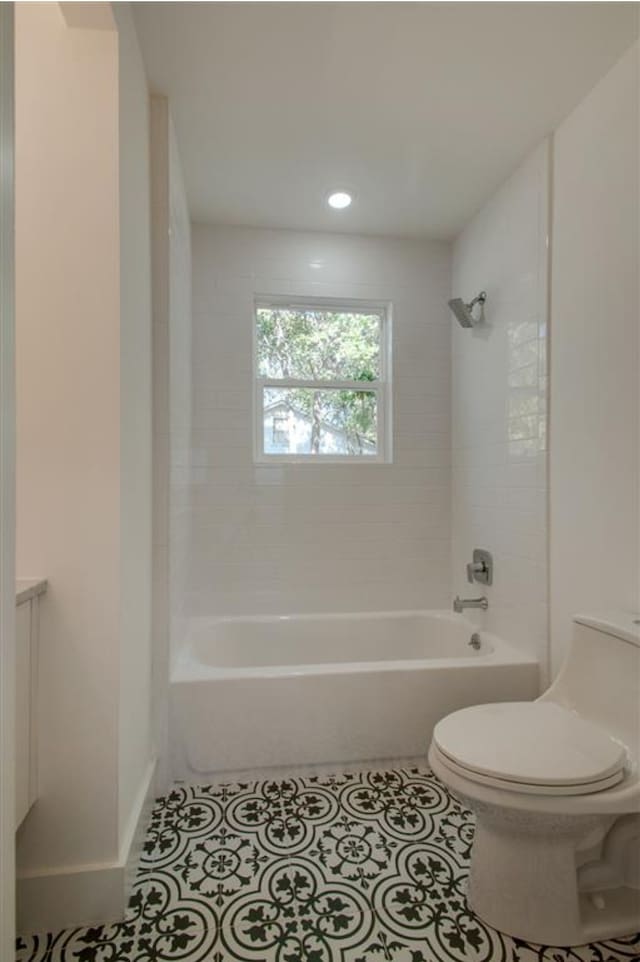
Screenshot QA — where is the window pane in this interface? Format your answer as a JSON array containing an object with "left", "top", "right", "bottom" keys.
[
  {"left": 256, "top": 306, "right": 381, "bottom": 381},
  {"left": 263, "top": 387, "right": 378, "bottom": 456}
]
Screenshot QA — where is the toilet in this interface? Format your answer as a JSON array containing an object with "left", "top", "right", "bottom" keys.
[{"left": 428, "top": 613, "right": 640, "bottom": 946}]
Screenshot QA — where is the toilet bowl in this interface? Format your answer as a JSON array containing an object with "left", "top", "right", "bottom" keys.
[{"left": 428, "top": 612, "right": 640, "bottom": 946}]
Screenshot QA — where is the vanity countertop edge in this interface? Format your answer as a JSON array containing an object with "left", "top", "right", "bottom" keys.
[{"left": 16, "top": 579, "right": 48, "bottom": 606}]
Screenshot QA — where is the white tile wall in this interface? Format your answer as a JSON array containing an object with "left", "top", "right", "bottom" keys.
[
  {"left": 451, "top": 143, "right": 549, "bottom": 681},
  {"left": 168, "top": 122, "right": 193, "bottom": 657},
  {"left": 187, "top": 225, "right": 451, "bottom": 616}
]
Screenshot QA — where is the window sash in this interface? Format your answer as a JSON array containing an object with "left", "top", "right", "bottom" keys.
[
  {"left": 256, "top": 383, "right": 386, "bottom": 462},
  {"left": 256, "top": 377, "right": 381, "bottom": 391},
  {"left": 255, "top": 298, "right": 386, "bottom": 319},
  {"left": 253, "top": 298, "right": 391, "bottom": 463}
]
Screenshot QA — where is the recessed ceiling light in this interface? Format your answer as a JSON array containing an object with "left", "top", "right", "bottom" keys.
[{"left": 327, "top": 190, "right": 353, "bottom": 210}]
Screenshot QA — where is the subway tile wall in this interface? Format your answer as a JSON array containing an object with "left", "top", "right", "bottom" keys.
[
  {"left": 186, "top": 226, "right": 452, "bottom": 617},
  {"left": 167, "top": 125, "right": 193, "bottom": 658},
  {"left": 451, "top": 143, "right": 549, "bottom": 680}
]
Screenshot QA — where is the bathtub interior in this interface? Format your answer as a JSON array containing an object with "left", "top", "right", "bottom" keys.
[{"left": 181, "top": 610, "right": 500, "bottom": 671}]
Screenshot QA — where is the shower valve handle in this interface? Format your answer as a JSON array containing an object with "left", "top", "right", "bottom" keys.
[
  {"left": 466, "top": 549, "right": 493, "bottom": 586},
  {"left": 467, "top": 561, "right": 487, "bottom": 582}
]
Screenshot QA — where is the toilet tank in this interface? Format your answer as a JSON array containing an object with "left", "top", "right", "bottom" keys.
[{"left": 543, "top": 613, "right": 640, "bottom": 767}]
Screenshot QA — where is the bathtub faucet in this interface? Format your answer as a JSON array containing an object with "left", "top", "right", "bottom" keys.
[{"left": 453, "top": 595, "right": 488, "bottom": 613}]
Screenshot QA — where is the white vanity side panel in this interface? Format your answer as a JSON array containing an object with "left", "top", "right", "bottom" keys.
[{"left": 15, "top": 600, "right": 31, "bottom": 828}]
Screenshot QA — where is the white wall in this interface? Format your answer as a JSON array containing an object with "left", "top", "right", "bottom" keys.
[
  {"left": 150, "top": 97, "right": 192, "bottom": 789},
  {"left": 451, "top": 143, "right": 549, "bottom": 677},
  {"left": 15, "top": 2, "right": 155, "bottom": 930},
  {"left": 188, "top": 226, "right": 451, "bottom": 618},
  {"left": 550, "top": 42, "right": 639, "bottom": 675},
  {"left": 113, "top": 0, "right": 154, "bottom": 852},
  {"left": 16, "top": 0, "right": 120, "bottom": 876},
  {"left": 0, "top": 5, "right": 17, "bottom": 955}
]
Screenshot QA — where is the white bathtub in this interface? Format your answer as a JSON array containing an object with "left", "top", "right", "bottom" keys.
[{"left": 170, "top": 610, "right": 539, "bottom": 779}]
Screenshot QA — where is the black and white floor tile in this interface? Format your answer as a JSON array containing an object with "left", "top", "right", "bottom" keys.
[{"left": 16, "top": 767, "right": 640, "bottom": 962}]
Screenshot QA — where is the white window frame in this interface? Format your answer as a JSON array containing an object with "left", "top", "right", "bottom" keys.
[{"left": 253, "top": 296, "right": 392, "bottom": 464}]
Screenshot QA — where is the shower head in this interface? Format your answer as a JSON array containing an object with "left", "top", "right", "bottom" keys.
[
  {"left": 448, "top": 298, "right": 475, "bottom": 328},
  {"left": 448, "top": 291, "right": 487, "bottom": 328}
]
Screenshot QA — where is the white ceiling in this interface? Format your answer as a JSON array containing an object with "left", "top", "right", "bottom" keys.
[{"left": 134, "top": 2, "right": 638, "bottom": 240}]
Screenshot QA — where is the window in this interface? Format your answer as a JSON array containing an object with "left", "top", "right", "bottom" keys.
[{"left": 254, "top": 298, "right": 391, "bottom": 462}]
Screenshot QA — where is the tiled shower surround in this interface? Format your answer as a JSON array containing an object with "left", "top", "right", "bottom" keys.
[
  {"left": 16, "top": 767, "right": 640, "bottom": 961},
  {"left": 183, "top": 185, "right": 549, "bottom": 671},
  {"left": 451, "top": 144, "right": 549, "bottom": 679},
  {"left": 185, "top": 226, "right": 452, "bottom": 618}
]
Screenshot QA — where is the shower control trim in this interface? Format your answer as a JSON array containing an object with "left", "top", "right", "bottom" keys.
[{"left": 466, "top": 548, "right": 493, "bottom": 586}]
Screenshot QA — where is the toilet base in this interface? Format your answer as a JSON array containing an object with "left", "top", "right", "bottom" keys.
[{"left": 466, "top": 800, "right": 640, "bottom": 945}]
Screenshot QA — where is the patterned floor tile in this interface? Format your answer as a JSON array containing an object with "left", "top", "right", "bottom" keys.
[
  {"left": 16, "top": 766, "right": 640, "bottom": 962},
  {"left": 18, "top": 927, "right": 219, "bottom": 962},
  {"left": 328, "top": 769, "right": 451, "bottom": 842},
  {"left": 218, "top": 857, "right": 375, "bottom": 960},
  {"left": 223, "top": 777, "right": 341, "bottom": 857},
  {"left": 309, "top": 813, "right": 400, "bottom": 892},
  {"left": 371, "top": 841, "right": 471, "bottom": 951},
  {"left": 130, "top": 871, "right": 219, "bottom": 937},
  {"left": 140, "top": 784, "right": 230, "bottom": 870},
  {"left": 139, "top": 828, "right": 290, "bottom": 919}
]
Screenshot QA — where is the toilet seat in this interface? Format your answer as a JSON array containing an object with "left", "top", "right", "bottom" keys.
[{"left": 432, "top": 702, "right": 627, "bottom": 796}]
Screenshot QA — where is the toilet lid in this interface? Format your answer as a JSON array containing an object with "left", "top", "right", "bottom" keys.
[{"left": 433, "top": 702, "right": 627, "bottom": 791}]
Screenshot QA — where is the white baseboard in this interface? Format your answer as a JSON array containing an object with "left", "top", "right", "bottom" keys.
[
  {"left": 120, "top": 756, "right": 158, "bottom": 904},
  {"left": 17, "top": 757, "right": 157, "bottom": 934}
]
